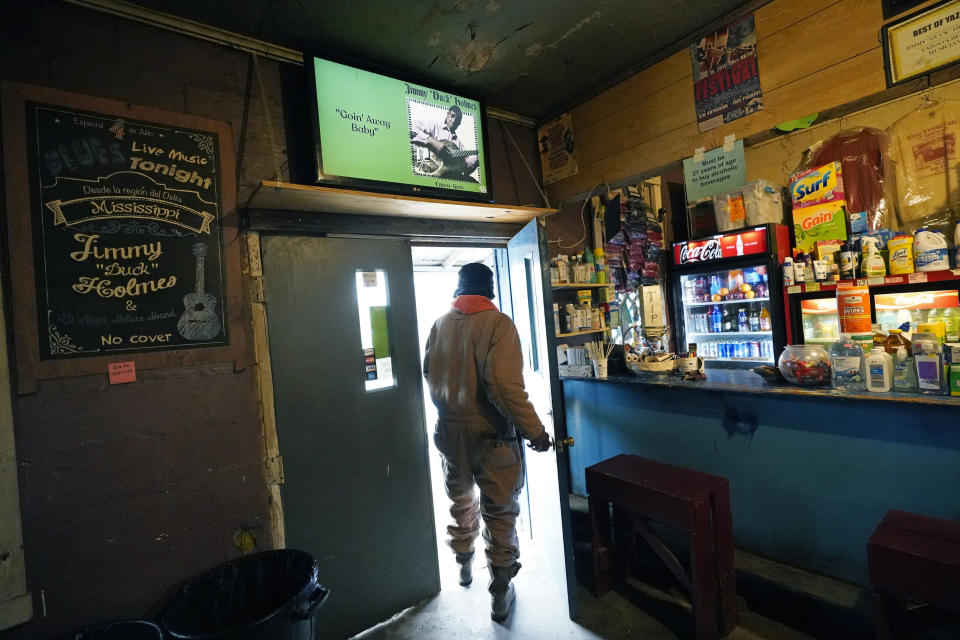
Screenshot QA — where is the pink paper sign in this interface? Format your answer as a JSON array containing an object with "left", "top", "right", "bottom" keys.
[{"left": 108, "top": 361, "right": 137, "bottom": 385}]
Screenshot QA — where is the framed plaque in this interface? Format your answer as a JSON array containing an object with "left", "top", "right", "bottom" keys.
[
  {"left": 882, "top": 0, "right": 960, "bottom": 86},
  {"left": 1, "top": 82, "right": 246, "bottom": 393}
]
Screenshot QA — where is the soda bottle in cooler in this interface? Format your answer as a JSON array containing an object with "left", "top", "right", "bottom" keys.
[
  {"left": 710, "top": 305, "right": 723, "bottom": 333},
  {"left": 710, "top": 275, "right": 722, "bottom": 297},
  {"left": 737, "top": 308, "right": 748, "bottom": 332},
  {"left": 728, "top": 269, "right": 744, "bottom": 292},
  {"left": 695, "top": 276, "right": 708, "bottom": 301}
]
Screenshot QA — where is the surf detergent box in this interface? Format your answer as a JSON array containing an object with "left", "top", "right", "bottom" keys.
[{"left": 790, "top": 162, "right": 848, "bottom": 252}]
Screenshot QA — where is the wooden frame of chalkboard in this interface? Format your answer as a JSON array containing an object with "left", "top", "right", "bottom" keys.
[{"left": 1, "top": 82, "right": 246, "bottom": 394}]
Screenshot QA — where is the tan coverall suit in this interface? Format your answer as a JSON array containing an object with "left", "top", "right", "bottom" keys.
[{"left": 423, "top": 296, "right": 546, "bottom": 568}]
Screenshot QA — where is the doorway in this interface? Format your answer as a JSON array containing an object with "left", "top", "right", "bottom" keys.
[{"left": 410, "top": 245, "right": 563, "bottom": 604}]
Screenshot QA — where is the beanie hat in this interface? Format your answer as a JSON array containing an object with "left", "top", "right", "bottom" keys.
[{"left": 454, "top": 262, "right": 495, "bottom": 299}]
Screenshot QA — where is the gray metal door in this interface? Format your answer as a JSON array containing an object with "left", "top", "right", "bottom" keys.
[
  {"left": 505, "top": 219, "right": 578, "bottom": 615},
  {"left": 261, "top": 235, "right": 439, "bottom": 639}
]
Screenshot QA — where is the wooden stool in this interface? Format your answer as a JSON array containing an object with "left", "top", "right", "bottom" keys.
[
  {"left": 585, "top": 454, "right": 737, "bottom": 640},
  {"left": 868, "top": 509, "right": 960, "bottom": 639}
]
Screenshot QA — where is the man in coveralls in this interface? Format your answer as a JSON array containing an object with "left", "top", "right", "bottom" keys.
[{"left": 423, "top": 262, "right": 552, "bottom": 621}]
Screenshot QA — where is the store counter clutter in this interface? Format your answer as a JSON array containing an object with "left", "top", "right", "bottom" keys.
[
  {"left": 560, "top": 368, "right": 960, "bottom": 589},
  {"left": 559, "top": 367, "right": 960, "bottom": 407}
]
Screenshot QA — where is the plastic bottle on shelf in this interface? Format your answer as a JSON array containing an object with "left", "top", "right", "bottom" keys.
[
  {"left": 583, "top": 247, "right": 596, "bottom": 283},
  {"left": 839, "top": 243, "right": 855, "bottom": 279},
  {"left": 783, "top": 256, "right": 795, "bottom": 286},
  {"left": 723, "top": 307, "right": 734, "bottom": 332},
  {"left": 793, "top": 254, "right": 806, "bottom": 283},
  {"left": 553, "top": 303, "right": 560, "bottom": 336},
  {"left": 737, "top": 308, "right": 748, "bottom": 332},
  {"left": 710, "top": 275, "right": 722, "bottom": 297},
  {"left": 759, "top": 306, "right": 771, "bottom": 331},
  {"left": 942, "top": 306, "right": 960, "bottom": 342},
  {"left": 914, "top": 229, "right": 950, "bottom": 271},
  {"left": 749, "top": 306, "right": 760, "bottom": 332},
  {"left": 866, "top": 346, "right": 893, "bottom": 392},
  {"left": 710, "top": 305, "right": 723, "bottom": 333},
  {"left": 830, "top": 333, "right": 866, "bottom": 390},
  {"left": 593, "top": 247, "right": 607, "bottom": 283},
  {"left": 683, "top": 278, "right": 697, "bottom": 304}
]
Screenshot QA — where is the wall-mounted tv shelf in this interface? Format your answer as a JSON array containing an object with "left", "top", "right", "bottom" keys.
[{"left": 247, "top": 181, "right": 555, "bottom": 224}]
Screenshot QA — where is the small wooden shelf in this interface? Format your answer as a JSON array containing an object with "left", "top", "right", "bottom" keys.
[
  {"left": 557, "top": 328, "right": 613, "bottom": 338},
  {"left": 552, "top": 283, "right": 614, "bottom": 290},
  {"left": 247, "top": 181, "right": 556, "bottom": 223}
]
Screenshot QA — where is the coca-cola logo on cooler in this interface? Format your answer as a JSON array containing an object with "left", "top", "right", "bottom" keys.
[{"left": 678, "top": 239, "right": 722, "bottom": 264}]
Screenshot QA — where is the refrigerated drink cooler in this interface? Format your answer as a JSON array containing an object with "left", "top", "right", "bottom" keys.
[{"left": 671, "top": 224, "right": 790, "bottom": 369}]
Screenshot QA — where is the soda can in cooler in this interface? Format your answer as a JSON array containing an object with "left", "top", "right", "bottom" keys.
[
  {"left": 750, "top": 340, "right": 760, "bottom": 359},
  {"left": 736, "top": 341, "right": 745, "bottom": 358}
]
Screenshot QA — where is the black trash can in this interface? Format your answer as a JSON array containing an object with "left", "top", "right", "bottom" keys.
[
  {"left": 159, "top": 549, "right": 328, "bottom": 640},
  {"left": 74, "top": 620, "right": 164, "bottom": 640}
]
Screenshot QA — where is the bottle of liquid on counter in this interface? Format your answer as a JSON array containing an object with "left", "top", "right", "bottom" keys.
[
  {"left": 866, "top": 346, "right": 893, "bottom": 392},
  {"left": 829, "top": 333, "right": 866, "bottom": 391},
  {"left": 892, "top": 345, "right": 918, "bottom": 393},
  {"left": 913, "top": 332, "right": 945, "bottom": 394}
]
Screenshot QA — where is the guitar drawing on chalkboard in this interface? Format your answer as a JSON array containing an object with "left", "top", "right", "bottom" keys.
[{"left": 177, "top": 243, "right": 221, "bottom": 341}]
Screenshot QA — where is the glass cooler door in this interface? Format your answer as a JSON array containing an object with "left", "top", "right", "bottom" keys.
[
  {"left": 874, "top": 290, "right": 960, "bottom": 340},
  {"left": 799, "top": 298, "right": 839, "bottom": 345},
  {"left": 678, "top": 265, "right": 775, "bottom": 365}
]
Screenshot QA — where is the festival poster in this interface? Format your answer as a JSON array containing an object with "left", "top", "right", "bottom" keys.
[{"left": 691, "top": 14, "right": 763, "bottom": 132}]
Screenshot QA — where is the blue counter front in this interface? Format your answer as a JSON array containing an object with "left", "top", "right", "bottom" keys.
[{"left": 562, "top": 372, "right": 960, "bottom": 587}]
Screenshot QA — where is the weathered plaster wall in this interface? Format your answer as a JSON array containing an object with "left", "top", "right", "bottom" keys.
[{"left": 0, "top": 2, "right": 543, "bottom": 637}]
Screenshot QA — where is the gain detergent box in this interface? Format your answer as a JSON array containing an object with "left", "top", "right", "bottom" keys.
[{"left": 790, "top": 162, "right": 848, "bottom": 253}]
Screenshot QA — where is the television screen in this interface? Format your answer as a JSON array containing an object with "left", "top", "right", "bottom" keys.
[{"left": 309, "top": 55, "right": 491, "bottom": 201}]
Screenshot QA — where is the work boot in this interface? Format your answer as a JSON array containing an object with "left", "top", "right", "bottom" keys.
[
  {"left": 488, "top": 562, "right": 521, "bottom": 621},
  {"left": 455, "top": 551, "right": 474, "bottom": 586}
]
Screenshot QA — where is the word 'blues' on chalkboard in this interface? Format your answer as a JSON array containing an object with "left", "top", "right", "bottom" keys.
[
  {"left": 2, "top": 83, "right": 243, "bottom": 392},
  {"left": 29, "top": 103, "right": 228, "bottom": 358}
]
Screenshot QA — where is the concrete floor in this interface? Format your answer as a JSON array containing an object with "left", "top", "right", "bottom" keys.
[{"left": 350, "top": 530, "right": 826, "bottom": 640}]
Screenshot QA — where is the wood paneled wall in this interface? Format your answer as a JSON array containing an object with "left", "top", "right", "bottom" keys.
[{"left": 548, "top": 0, "right": 891, "bottom": 204}]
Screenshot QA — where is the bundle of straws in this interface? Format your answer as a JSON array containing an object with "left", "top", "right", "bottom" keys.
[{"left": 584, "top": 340, "right": 614, "bottom": 363}]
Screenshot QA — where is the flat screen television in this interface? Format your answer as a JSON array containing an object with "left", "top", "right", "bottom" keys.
[{"left": 308, "top": 54, "right": 492, "bottom": 202}]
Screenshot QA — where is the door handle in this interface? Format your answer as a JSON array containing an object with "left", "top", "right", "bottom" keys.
[{"left": 554, "top": 436, "right": 574, "bottom": 453}]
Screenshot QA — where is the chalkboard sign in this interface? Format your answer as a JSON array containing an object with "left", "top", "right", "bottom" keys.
[
  {"left": 2, "top": 83, "right": 244, "bottom": 392},
  {"left": 28, "top": 103, "right": 228, "bottom": 357}
]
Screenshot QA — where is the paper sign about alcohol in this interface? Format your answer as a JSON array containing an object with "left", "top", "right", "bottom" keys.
[{"left": 683, "top": 140, "right": 745, "bottom": 202}]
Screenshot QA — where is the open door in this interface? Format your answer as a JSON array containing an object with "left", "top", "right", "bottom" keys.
[
  {"left": 504, "top": 218, "right": 578, "bottom": 615},
  {"left": 260, "top": 235, "right": 439, "bottom": 639}
]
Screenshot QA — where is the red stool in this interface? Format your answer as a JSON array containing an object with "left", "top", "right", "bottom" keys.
[
  {"left": 868, "top": 509, "right": 960, "bottom": 639},
  {"left": 586, "top": 454, "right": 737, "bottom": 640}
]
